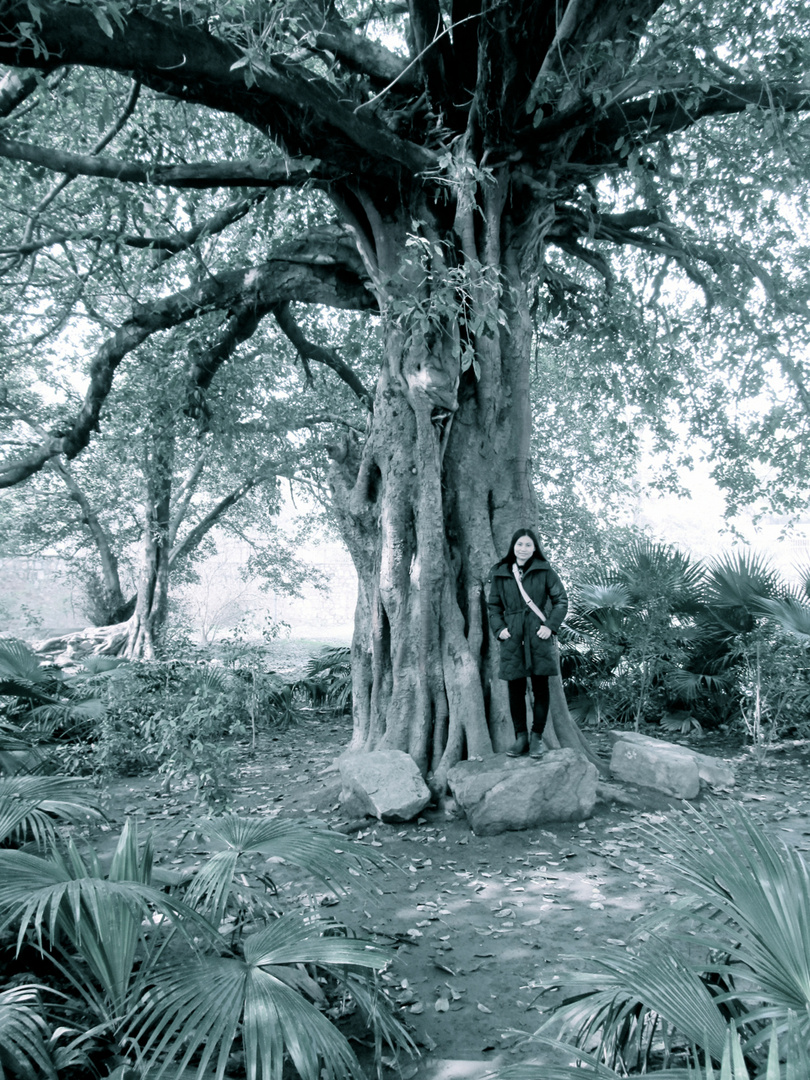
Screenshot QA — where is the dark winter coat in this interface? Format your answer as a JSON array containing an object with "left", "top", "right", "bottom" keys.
[{"left": 487, "top": 557, "right": 569, "bottom": 680}]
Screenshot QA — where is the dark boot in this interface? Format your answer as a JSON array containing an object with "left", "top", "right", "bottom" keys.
[
  {"left": 506, "top": 732, "right": 529, "bottom": 757},
  {"left": 529, "top": 732, "right": 545, "bottom": 759}
]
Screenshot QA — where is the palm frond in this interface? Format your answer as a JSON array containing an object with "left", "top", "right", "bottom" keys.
[
  {"left": 574, "top": 583, "right": 633, "bottom": 614},
  {"left": 132, "top": 917, "right": 389, "bottom": 1080},
  {"left": 0, "top": 984, "right": 56, "bottom": 1080},
  {"left": 643, "top": 804, "right": 810, "bottom": 1030},
  {"left": 242, "top": 914, "right": 390, "bottom": 969},
  {"left": 753, "top": 596, "right": 810, "bottom": 639},
  {"left": 0, "top": 639, "right": 50, "bottom": 687},
  {"left": 0, "top": 823, "right": 215, "bottom": 1012},
  {"left": 184, "top": 815, "right": 381, "bottom": 924},
  {"left": 704, "top": 551, "right": 782, "bottom": 616},
  {"left": 303, "top": 647, "right": 351, "bottom": 679},
  {"left": 0, "top": 775, "right": 105, "bottom": 846},
  {"left": 541, "top": 941, "right": 729, "bottom": 1066}
]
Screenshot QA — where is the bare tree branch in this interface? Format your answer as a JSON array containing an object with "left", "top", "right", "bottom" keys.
[
  {"left": 0, "top": 137, "right": 338, "bottom": 188},
  {"left": 0, "top": 239, "right": 374, "bottom": 487},
  {"left": 274, "top": 301, "right": 373, "bottom": 409}
]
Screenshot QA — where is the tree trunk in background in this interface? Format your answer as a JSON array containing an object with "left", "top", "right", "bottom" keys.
[
  {"left": 126, "top": 422, "right": 174, "bottom": 659},
  {"left": 329, "top": 196, "right": 602, "bottom": 791}
]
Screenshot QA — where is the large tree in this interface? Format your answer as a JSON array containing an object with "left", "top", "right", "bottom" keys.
[{"left": 0, "top": 0, "right": 808, "bottom": 786}]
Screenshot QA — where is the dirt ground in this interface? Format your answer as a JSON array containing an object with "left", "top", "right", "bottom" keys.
[{"left": 96, "top": 693, "right": 810, "bottom": 1080}]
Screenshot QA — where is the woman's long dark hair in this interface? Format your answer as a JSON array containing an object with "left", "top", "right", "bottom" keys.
[{"left": 498, "top": 528, "right": 546, "bottom": 567}]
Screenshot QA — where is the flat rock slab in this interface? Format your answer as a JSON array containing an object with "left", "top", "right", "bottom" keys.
[
  {"left": 447, "top": 748, "right": 597, "bottom": 835},
  {"left": 609, "top": 731, "right": 735, "bottom": 799},
  {"left": 339, "top": 750, "right": 431, "bottom": 822}
]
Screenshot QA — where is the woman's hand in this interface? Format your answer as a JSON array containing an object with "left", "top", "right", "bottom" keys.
[
  {"left": 499, "top": 628, "right": 510, "bottom": 640},
  {"left": 537, "top": 626, "right": 552, "bottom": 640}
]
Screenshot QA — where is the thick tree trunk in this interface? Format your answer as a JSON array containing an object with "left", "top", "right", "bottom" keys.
[{"left": 329, "top": 191, "right": 602, "bottom": 791}]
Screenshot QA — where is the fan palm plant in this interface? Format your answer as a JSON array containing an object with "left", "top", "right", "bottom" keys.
[
  {"left": 297, "top": 647, "right": 352, "bottom": 714},
  {"left": 492, "top": 1018, "right": 810, "bottom": 1078},
  {"left": 0, "top": 816, "right": 410, "bottom": 1080},
  {"left": 0, "top": 638, "right": 103, "bottom": 738},
  {"left": 0, "top": 774, "right": 104, "bottom": 847},
  {"left": 181, "top": 813, "right": 382, "bottom": 932},
  {"left": 523, "top": 803, "right": 810, "bottom": 1075},
  {"left": 564, "top": 542, "right": 705, "bottom": 728}
]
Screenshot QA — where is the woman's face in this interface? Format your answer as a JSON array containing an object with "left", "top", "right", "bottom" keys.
[{"left": 513, "top": 535, "right": 536, "bottom": 563}]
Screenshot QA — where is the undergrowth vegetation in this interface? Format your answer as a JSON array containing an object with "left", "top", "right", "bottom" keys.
[
  {"left": 560, "top": 542, "right": 810, "bottom": 742},
  {"left": 0, "top": 691, "right": 411, "bottom": 1080},
  {"left": 1, "top": 637, "right": 352, "bottom": 808}
]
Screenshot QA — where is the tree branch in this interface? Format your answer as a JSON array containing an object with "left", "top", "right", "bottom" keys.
[
  {"left": 0, "top": 137, "right": 337, "bottom": 188},
  {"left": 294, "top": 0, "right": 419, "bottom": 89},
  {"left": 274, "top": 301, "right": 373, "bottom": 409},
  {"left": 49, "top": 457, "right": 126, "bottom": 607},
  {"left": 21, "top": 79, "right": 141, "bottom": 248},
  {"left": 0, "top": 67, "right": 42, "bottom": 117},
  {"left": 0, "top": 193, "right": 266, "bottom": 260},
  {"left": 169, "top": 449, "right": 209, "bottom": 548},
  {"left": 0, "top": 238, "right": 374, "bottom": 487},
  {"left": 0, "top": 2, "right": 436, "bottom": 174},
  {"left": 168, "top": 468, "right": 279, "bottom": 570}
]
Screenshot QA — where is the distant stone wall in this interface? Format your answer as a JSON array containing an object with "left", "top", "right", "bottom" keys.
[{"left": 0, "top": 556, "right": 84, "bottom": 636}]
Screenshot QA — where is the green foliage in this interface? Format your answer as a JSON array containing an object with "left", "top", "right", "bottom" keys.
[
  {"left": 0, "top": 775, "right": 104, "bottom": 847},
  {"left": 82, "top": 660, "right": 240, "bottom": 803},
  {"left": 0, "top": 812, "right": 411, "bottom": 1080},
  {"left": 562, "top": 541, "right": 706, "bottom": 729},
  {"left": 0, "top": 638, "right": 103, "bottom": 738},
  {"left": 562, "top": 544, "right": 810, "bottom": 738},
  {"left": 525, "top": 803, "right": 810, "bottom": 1075},
  {"left": 0, "top": 984, "right": 57, "bottom": 1080},
  {"left": 296, "top": 646, "right": 352, "bottom": 714},
  {"left": 495, "top": 1018, "right": 810, "bottom": 1078}
]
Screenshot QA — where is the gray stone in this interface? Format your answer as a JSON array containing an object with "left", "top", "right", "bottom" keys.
[
  {"left": 338, "top": 750, "right": 431, "bottom": 822},
  {"left": 446, "top": 749, "right": 597, "bottom": 835},
  {"left": 608, "top": 731, "right": 735, "bottom": 795}
]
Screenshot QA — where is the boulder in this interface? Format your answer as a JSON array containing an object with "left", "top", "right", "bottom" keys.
[
  {"left": 446, "top": 749, "right": 597, "bottom": 836},
  {"left": 608, "top": 731, "right": 735, "bottom": 798},
  {"left": 338, "top": 750, "right": 431, "bottom": 822}
]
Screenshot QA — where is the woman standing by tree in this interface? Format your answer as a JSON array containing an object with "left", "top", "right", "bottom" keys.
[{"left": 488, "top": 530, "right": 569, "bottom": 758}]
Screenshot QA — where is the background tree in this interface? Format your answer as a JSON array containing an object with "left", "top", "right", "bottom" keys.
[{"left": 0, "top": 0, "right": 809, "bottom": 784}]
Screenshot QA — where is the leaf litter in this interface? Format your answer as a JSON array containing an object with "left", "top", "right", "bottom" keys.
[{"left": 95, "top": 721, "right": 810, "bottom": 1076}]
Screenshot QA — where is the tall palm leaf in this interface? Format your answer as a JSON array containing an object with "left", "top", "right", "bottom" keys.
[{"left": 131, "top": 914, "right": 397, "bottom": 1080}]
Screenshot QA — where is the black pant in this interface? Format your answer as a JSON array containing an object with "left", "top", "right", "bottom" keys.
[{"left": 508, "top": 675, "right": 550, "bottom": 735}]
